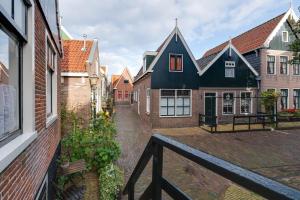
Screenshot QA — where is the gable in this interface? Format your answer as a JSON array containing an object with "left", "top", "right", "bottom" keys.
[
  {"left": 199, "top": 48, "right": 258, "bottom": 88},
  {"left": 151, "top": 34, "right": 200, "bottom": 89},
  {"left": 269, "top": 21, "right": 297, "bottom": 51}
]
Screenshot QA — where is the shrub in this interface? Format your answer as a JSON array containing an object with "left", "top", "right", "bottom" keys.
[
  {"left": 99, "top": 164, "right": 124, "bottom": 200},
  {"left": 261, "top": 91, "right": 280, "bottom": 114}
]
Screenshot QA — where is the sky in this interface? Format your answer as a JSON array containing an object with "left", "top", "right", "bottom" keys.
[{"left": 59, "top": 0, "right": 299, "bottom": 79}]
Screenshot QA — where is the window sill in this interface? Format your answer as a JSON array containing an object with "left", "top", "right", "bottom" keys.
[
  {"left": 46, "top": 114, "right": 58, "bottom": 128},
  {"left": 0, "top": 131, "right": 37, "bottom": 173},
  {"left": 159, "top": 115, "right": 192, "bottom": 118}
]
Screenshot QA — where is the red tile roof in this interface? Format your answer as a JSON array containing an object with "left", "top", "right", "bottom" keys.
[
  {"left": 111, "top": 75, "right": 120, "bottom": 88},
  {"left": 203, "top": 13, "right": 285, "bottom": 57},
  {"left": 61, "top": 40, "right": 94, "bottom": 72}
]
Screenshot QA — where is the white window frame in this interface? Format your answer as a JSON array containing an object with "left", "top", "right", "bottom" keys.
[
  {"left": 222, "top": 92, "right": 236, "bottom": 115},
  {"left": 266, "top": 55, "right": 276, "bottom": 75},
  {"left": 45, "top": 32, "right": 58, "bottom": 128},
  {"left": 279, "top": 56, "right": 289, "bottom": 75},
  {"left": 146, "top": 88, "right": 150, "bottom": 114},
  {"left": 35, "top": 173, "right": 48, "bottom": 200},
  {"left": 169, "top": 53, "right": 184, "bottom": 72},
  {"left": 225, "top": 61, "right": 235, "bottom": 78},
  {"left": 240, "top": 91, "right": 253, "bottom": 114},
  {"left": 159, "top": 89, "right": 192, "bottom": 117},
  {"left": 282, "top": 31, "right": 289, "bottom": 43},
  {"left": 292, "top": 58, "right": 300, "bottom": 76},
  {"left": 280, "top": 88, "right": 289, "bottom": 110}
]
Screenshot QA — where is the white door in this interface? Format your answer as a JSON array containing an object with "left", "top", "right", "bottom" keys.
[{"left": 138, "top": 89, "right": 140, "bottom": 115}]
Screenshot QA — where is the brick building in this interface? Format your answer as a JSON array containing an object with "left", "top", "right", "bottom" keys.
[
  {"left": 133, "top": 8, "right": 300, "bottom": 129},
  {"left": 61, "top": 39, "right": 108, "bottom": 126},
  {"left": 111, "top": 67, "right": 133, "bottom": 105},
  {"left": 0, "top": 0, "right": 62, "bottom": 199}
]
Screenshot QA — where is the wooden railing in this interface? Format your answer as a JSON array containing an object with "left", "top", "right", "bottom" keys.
[{"left": 123, "top": 134, "right": 300, "bottom": 200}]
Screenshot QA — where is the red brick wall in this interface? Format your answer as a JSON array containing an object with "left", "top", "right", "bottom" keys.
[
  {"left": 0, "top": 4, "right": 61, "bottom": 199},
  {"left": 61, "top": 76, "right": 91, "bottom": 125},
  {"left": 114, "top": 75, "right": 133, "bottom": 104}
]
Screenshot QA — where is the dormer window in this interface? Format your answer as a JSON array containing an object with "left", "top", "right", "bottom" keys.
[
  {"left": 282, "top": 31, "right": 289, "bottom": 42},
  {"left": 169, "top": 54, "right": 183, "bottom": 72},
  {"left": 225, "top": 61, "right": 235, "bottom": 78}
]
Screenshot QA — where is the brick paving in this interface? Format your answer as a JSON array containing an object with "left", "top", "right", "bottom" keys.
[{"left": 115, "top": 105, "right": 300, "bottom": 199}]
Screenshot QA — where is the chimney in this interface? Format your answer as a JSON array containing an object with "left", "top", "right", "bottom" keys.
[{"left": 81, "top": 34, "right": 87, "bottom": 51}]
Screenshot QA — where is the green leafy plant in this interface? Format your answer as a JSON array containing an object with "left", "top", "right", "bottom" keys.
[
  {"left": 261, "top": 91, "right": 280, "bottom": 114},
  {"left": 99, "top": 164, "right": 124, "bottom": 200}
]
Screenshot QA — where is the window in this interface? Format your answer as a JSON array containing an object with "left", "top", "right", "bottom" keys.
[
  {"left": 0, "top": 0, "right": 27, "bottom": 34},
  {"left": 282, "top": 31, "right": 289, "bottom": 42},
  {"left": 294, "top": 89, "right": 300, "bottom": 109},
  {"left": 124, "top": 79, "right": 129, "bottom": 84},
  {"left": 267, "top": 55, "right": 275, "bottom": 74},
  {"left": 225, "top": 61, "right": 235, "bottom": 78},
  {"left": 223, "top": 93, "right": 234, "bottom": 114},
  {"left": 241, "top": 92, "right": 252, "bottom": 114},
  {"left": 169, "top": 54, "right": 183, "bottom": 72},
  {"left": 118, "top": 91, "right": 122, "bottom": 100},
  {"left": 46, "top": 41, "right": 56, "bottom": 118},
  {"left": 280, "top": 89, "right": 288, "bottom": 110},
  {"left": 160, "top": 90, "right": 191, "bottom": 117},
  {"left": 176, "top": 90, "right": 191, "bottom": 116},
  {"left": 280, "top": 56, "right": 288, "bottom": 74},
  {"left": 0, "top": 28, "right": 21, "bottom": 144},
  {"left": 146, "top": 89, "right": 150, "bottom": 113},
  {"left": 124, "top": 91, "right": 129, "bottom": 99},
  {"left": 293, "top": 62, "right": 300, "bottom": 75}
]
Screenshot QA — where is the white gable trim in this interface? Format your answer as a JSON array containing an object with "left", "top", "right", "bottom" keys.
[
  {"left": 199, "top": 44, "right": 259, "bottom": 77},
  {"left": 264, "top": 8, "right": 299, "bottom": 47},
  {"left": 145, "top": 27, "right": 201, "bottom": 75}
]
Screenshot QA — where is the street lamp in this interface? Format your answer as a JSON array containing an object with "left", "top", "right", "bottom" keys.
[{"left": 89, "top": 74, "right": 99, "bottom": 121}]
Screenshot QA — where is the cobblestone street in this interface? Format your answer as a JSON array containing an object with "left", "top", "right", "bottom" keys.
[{"left": 116, "top": 105, "right": 300, "bottom": 199}]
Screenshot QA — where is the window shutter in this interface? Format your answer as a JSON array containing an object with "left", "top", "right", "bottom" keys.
[
  {"left": 176, "top": 56, "right": 182, "bottom": 71},
  {"left": 170, "top": 56, "right": 175, "bottom": 71}
]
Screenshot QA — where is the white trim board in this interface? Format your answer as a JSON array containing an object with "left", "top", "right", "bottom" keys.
[
  {"left": 199, "top": 43, "right": 259, "bottom": 77},
  {"left": 61, "top": 72, "right": 89, "bottom": 77}
]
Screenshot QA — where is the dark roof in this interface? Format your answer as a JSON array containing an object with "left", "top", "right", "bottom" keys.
[
  {"left": 197, "top": 53, "right": 218, "bottom": 70},
  {"left": 203, "top": 12, "right": 285, "bottom": 58}
]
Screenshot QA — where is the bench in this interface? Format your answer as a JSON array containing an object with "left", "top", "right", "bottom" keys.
[{"left": 61, "top": 159, "right": 87, "bottom": 176}]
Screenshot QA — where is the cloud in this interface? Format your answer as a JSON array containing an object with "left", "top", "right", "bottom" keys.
[{"left": 59, "top": 0, "right": 289, "bottom": 78}]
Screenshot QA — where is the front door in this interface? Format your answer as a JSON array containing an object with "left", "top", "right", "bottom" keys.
[{"left": 205, "top": 93, "right": 216, "bottom": 125}]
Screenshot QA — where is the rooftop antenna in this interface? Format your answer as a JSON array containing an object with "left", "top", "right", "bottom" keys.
[
  {"left": 175, "top": 18, "right": 178, "bottom": 42},
  {"left": 289, "top": 0, "right": 293, "bottom": 9},
  {"left": 229, "top": 36, "right": 232, "bottom": 57},
  {"left": 81, "top": 34, "right": 87, "bottom": 52}
]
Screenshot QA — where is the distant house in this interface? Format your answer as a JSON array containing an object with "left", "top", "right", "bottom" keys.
[
  {"left": 133, "top": 25, "right": 258, "bottom": 128},
  {"left": 0, "top": 0, "right": 62, "bottom": 199},
  {"left": 61, "top": 39, "right": 108, "bottom": 125},
  {"left": 111, "top": 67, "right": 133, "bottom": 105},
  {"left": 202, "top": 8, "right": 300, "bottom": 111}
]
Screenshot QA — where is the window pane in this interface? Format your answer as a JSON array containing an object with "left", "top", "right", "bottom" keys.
[
  {"left": 176, "top": 97, "right": 183, "bottom": 106},
  {"left": 0, "top": 28, "right": 20, "bottom": 139},
  {"left": 184, "top": 107, "right": 190, "bottom": 115},
  {"left": 183, "top": 98, "right": 190, "bottom": 106},
  {"left": 160, "top": 98, "right": 167, "bottom": 106},
  {"left": 160, "top": 107, "right": 167, "bottom": 116},
  {"left": 225, "top": 68, "right": 235, "bottom": 78},
  {"left": 46, "top": 69, "right": 52, "bottom": 116},
  {"left": 14, "top": 0, "right": 26, "bottom": 34},
  {"left": 168, "top": 107, "right": 175, "bottom": 116},
  {"left": 161, "top": 90, "right": 175, "bottom": 96},
  {"left": 0, "top": 0, "right": 12, "bottom": 16},
  {"left": 168, "top": 98, "right": 175, "bottom": 106},
  {"left": 177, "top": 90, "right": 190, "bottom": 96},
  {"left": 176, "top": 106, "right": 183, "bottom": 115}
]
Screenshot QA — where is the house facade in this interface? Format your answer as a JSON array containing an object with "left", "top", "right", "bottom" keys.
[
  {"left": 111, "top": 67, "right": 133, "bottom": 105},
  {"left": 61, "top": 39, "right": 107, "bottom": 126},
  {"left": 133, "top": 27, "right": 258, "bottom": 128},
  {"left": 203, "top": 8, "right": 300, "bottom": 112},
  {"left": 0, "top": 0, "right": 62, "bottom": 199}
]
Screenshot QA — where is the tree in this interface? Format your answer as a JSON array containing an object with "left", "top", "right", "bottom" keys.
[{"left": 288, "top": 16, "right": 300, "bottom": 63}]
